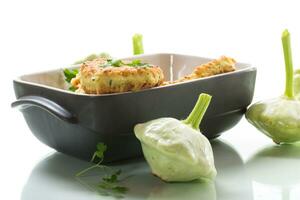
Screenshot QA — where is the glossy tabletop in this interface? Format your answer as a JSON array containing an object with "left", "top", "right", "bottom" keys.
[
  {"left": 19, "top": 119, "right": 300, "bottom": 200},
  {"left": 3, "top": 1, "right": 300, "bottom": 199}
]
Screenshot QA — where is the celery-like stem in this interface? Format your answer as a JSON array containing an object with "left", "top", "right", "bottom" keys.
[
  {"left": 282, "top": 29, "right": 294, "bottom": 98},
  {"left": 132, "top": 34, "right": 144, "bottom": 55},
  {"left": 183, "top": 93, "right": 212, "bottom": 130}
]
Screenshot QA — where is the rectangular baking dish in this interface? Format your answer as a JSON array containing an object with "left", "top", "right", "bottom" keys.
[{"left": 12, "top": 53, "right": 256, "bottom": 162}]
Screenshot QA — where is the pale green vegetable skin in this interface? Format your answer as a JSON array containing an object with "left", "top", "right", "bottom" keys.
[
  {"left": 134, "top": 94, "right": 217, "bottom": 182},
  {"left": 246, "top": 30, "right": 300, "bottom": 144},
  {"left": 294, "top": 69, "right": 300, "bottom": 100}
]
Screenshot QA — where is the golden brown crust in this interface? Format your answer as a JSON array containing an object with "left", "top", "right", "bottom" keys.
[
  {"left": 72, "top": 58, "right": 164, "bottom": 94},
  {"left": 165, "top": 56, "right": 236, "bottom": 85},
  {"left": 70, "top": 56, "right": 236, "bottom": 94},
  {"left": 193, "top": 56, "right": 236, "bottom": 77},
  {"left": 70, "top": 73, "right": 81, "bottom": 89}
]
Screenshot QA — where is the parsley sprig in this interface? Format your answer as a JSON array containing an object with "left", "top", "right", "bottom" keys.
[
  {"left": 99, "top": 59, "right": 150, "bottom": 68},
  {"left": 63, "top": 68, "right": 78, "bottom": 83},
  {"left": 76, "top": 143, "right": 128, "bottom": 197},
  {"left": 63, "top": 68, "right": 79, "bottom": 91},
  {"left": 98, "top": 169, "right": 128, "bottom": 195}
]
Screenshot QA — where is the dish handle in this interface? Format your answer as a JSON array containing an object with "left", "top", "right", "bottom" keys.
[{"left": 11, "top": 95, "right": 77, "bottom": 124}]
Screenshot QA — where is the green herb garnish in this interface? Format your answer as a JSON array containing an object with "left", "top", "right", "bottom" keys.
[
  {"left": 99, "top": 59, "right": 150, "bottom": 68},
  {"left": 76, "top": 143, "right": 128, "bottom": 197},
  {"left": 63, "top": 68, "right": 78, "bottom": 83},
  {"left": 76, "top": 143, "right": 107, "bottom": 176},
  {"left": 128, "top": 59, "right": 142, "bottom": 66},
  {"left": 63, "top": 68, "right": 78, "bottom": 92},
  {"left": 109, "top": 79, "right": 113, "bottom": 86},
  {"left": 91, "top": 143, "right": 107, "bottom": 162},
  {"left": 98, "top": 169, "right": 128, "bottom": 195},
  {"left": 68, "top": 86, "right": 77, "bottom": 92},
  {"left": 127, "top": 59, "right": 150, "bottom": 67},
  {"left": 111, "top": 59, "right": 124, "bottom": 67}
]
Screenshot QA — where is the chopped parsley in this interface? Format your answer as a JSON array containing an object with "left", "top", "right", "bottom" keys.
[
  {"left": 68, "top": 86, "right": 77, "bottom": 92},
  {"left": 76, "top": 143, "right": 128, "bottom": 198},
  {"left": 63, "top": 68, "right": 79, "bottom": 92},
  {"left": 63, "top": 68, "right": 78, "bottom": 83},
  {"left": 99, "top": 59, "right": 151, "bottom": 68}
]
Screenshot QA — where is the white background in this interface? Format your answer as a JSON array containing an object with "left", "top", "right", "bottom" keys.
[{"left": 1, "top": 0, "right": 300, "bottom": 199}]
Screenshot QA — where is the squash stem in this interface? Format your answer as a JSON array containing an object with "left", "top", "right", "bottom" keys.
[
  {"left": 132, "top": 34, "right": 144, "bottom": 55},
  {"left": 282, "top": 29, "right": 294, "bottom": 98},
  {"left": 183, "top": 93, "right": 212, "bottom": 130}
]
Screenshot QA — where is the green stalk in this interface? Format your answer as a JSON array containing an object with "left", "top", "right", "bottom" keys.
[
  {"left": 76, "top": 158, "right": 104, "bottom": 177},
  {"left": 183, "top": 93, "right": 212, "bottom": 130},
  {"left": 282, "top": 29, "right": 294, "bottom": 98},
  {"left": 132, "top": 34, "right": 144, "bottom": 55},
  {"left": 76, "top": 165, "right": 101, "bottom": 177}
]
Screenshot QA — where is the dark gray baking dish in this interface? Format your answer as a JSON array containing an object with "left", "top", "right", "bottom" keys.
[{"left": 12, "top": 53, "right": 256, "bottom": 162}]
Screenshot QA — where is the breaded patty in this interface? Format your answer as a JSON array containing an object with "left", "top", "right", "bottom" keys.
[
  {"left": 72, "top": 58, "right": 164, "bottom": 94},
  {"left": 165, "top": 56, "right": 236, "bottom": 84}
]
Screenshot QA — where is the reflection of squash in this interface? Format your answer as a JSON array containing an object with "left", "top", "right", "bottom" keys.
[
  {"left": 147, "top": 181, "right": 216, "bottom": 200},
  {"left": 246, "top": 144, "right": 300, "bottom": 199},
  {"left": 213, "top": 140, "right": 253, "bottom": 200},
  {"left": 246, "top": 144, "right": 300, "bottom": 185}
]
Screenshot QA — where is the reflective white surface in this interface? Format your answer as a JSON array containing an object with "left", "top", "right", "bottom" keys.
[
  {"left": 19, "top": 120, "right": 300, "bottom": 200},
  {"left": 3, "top": 1, "right": 300, "bottom": 199}
]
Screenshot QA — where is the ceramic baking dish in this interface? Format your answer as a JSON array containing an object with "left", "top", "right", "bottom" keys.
[{"left": 12, "top": 53, "right": 256, "bottom": 162}]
